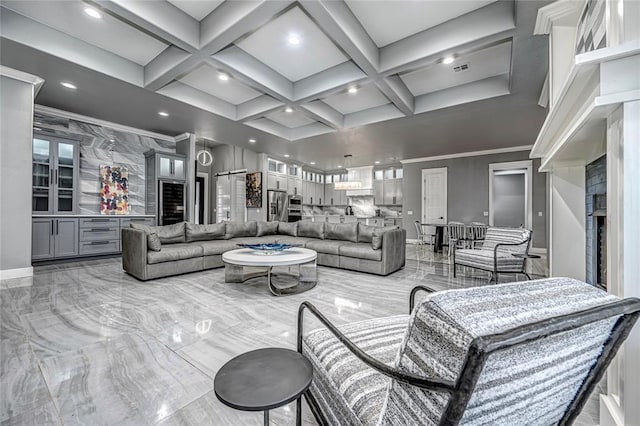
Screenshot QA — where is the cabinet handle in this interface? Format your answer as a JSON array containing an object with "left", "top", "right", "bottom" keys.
[
  {"left": 89, "top": 218, "right": 110, "bottom": 222},
  {"left": 54, "top": 169, "right": 58, "bottom": 185},
  {"left": 49, "top": 169, "right": 52, "bottom": 184},
  {"left": 51, "top": 220, "right": 54, "bottom": 235},
  {"left": 89, "top": 228, "right": 111, "bottom": 232},
  {"left": 56, "top": 220, "right": 59, "bottom": 235},
  {"left": 128, "top": 218, "right": 147, "bottom": 222},
  {"left": 89, "top": 241, "right": 110, "bottom": 245}
]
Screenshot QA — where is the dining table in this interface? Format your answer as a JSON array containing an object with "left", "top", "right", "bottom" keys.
[{"left": 421, "top": 223, "right": 446, "bottom": 253}]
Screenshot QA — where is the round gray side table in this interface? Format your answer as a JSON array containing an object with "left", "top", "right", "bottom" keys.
[{"left": 214, "top": 348, "right": 313, "bottom": 425}]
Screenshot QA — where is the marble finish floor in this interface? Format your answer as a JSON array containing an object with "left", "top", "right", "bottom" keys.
[{"left": 1, "top": 245, "right": 599, "bottom": 425}]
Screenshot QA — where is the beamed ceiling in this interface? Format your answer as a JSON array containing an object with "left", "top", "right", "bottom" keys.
[{"left": 0, "top": 0, "right": 550, "bottom": 169}]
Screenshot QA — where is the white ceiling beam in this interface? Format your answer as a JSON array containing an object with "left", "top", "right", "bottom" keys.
[
  {"left": 376, "top": 76, "right": 414, "bottom": 115},
  {"left": 199, "top": 0, "right": 294, "bottom": 54},
  {"left": 156, "top": 81, "right": 236, "bottom": 120},
  {"left": 92, "top": 0, "right": 199, "bottom": 52},
  {"left": 294, "top": 62, "right": 367, "bottom": 102},
  {"left": 380, "top": 1, "right": 515, "bottom": 73},
  {"left": 414, "top": 74, "right": 511, "bottom": 114},
  {"left": 343, "top": 104, "right": 404, "bottom": 129},
  {"left": 144, "top": 46, "right": 194, "bottom": 90},
  {"left": 301, "top": 0, "right": 379, "bottom": 74},
  {"left": 300, "top": 101, "right": 344, "bottom": 128},
  {"left": 290, "top": 122, "right": 335, "bottom": 140},
  {"left": 244, "top": 118, "right": 292, "bottom": 140},
  {"left": 237, "top": 95, "right": 285, "bottom": 122},
  {"left": 0, "top": 8, "right": 143, "bottom": 86},
  {"left": 210, "top": 47, "right": 294, "bottom": 101}
]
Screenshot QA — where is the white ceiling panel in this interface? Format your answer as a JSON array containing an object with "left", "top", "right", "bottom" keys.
[
  {"left": 266, "top": 110, "right": 316, "bottom": 128},
  {"left": 236, "top": 7, "right": 348, "bottom": 81},
  {"left": 345, "top": 0, "right": 497, "bottom": 47},
  {"left": 2, "top": 0, "right": 168, "bottom": 65},
  {"left": 168, "top": 0, "right": 223, "bottom": 21},
  {"left": 322, "top": 84, "right": 389, "bottom": 115},
  {"left": 179, "top": 65, "right": 262, "bottom": 105},
  {"left": 400, "top": 41, "right": 512, "bottom": 96}
]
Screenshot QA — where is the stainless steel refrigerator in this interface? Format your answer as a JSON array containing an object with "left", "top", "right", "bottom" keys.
[
  {"left": 159, "top": 180, "right": 186, "bottom": 225},
  {"left": 267, "top": 190, "right": 288, "bottom": 222}
]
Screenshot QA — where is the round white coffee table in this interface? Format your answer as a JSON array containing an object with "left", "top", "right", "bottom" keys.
[{"left": 222, "top": 248, "right": 318, "bottom": 296}]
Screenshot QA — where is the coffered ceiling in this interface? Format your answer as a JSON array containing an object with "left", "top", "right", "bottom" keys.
[{"left": 0, "top": 0, "right": 550, "bottom": 169}]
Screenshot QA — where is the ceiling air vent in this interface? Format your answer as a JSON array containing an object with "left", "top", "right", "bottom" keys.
[{"left": 453, "top": 64, "right": 469, "bottom": 72}]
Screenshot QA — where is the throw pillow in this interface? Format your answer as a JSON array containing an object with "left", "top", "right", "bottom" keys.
[
  {"left": 185, "top": 223, "right": 226, "bottom": 242},
  {"left": 147, "top": 233, "right": 162, "bottom": 251},
  {"left": 277, "top": 221, "right": 298, "bottom": 237},
  {"left": 371, "top": 226, "right": 398, "bottom": 250},
  {"left": 131, "top": 222, "right": 185, "bottom": 244},
  {"left": 358, "top": 224, "right": 376, "bottom": 243},
  {"left": 298, "top": 221, "right": 325, "bottom": 239},
  {"left": 257, "top": 221, "right": 279, "bottom": 237},
  {"left": 225, "top": 221, "right": 258, "bottom": 239},
  {"left": 326, "top": 223, "right": 358, "bottom": 243}
]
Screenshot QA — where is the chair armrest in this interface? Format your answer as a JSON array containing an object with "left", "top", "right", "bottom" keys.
[
  {"left": 297, "top": 301, "right": 455, "bottom": 393},
  {"left": 410, "top": 285, "right": 436, "bottom": 314}
]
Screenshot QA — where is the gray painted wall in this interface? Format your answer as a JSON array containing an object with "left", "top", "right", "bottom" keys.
[
  {"left": 1, "top": 76, "right": 34, "bottom": 272},
  {"left": 493, "top": 173, "right": 526, "bottom": 227},
  {"left": 402, "top": 151, "right": 547, "bottom": 248}
]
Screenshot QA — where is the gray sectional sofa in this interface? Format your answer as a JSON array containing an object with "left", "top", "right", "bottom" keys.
[{"left": 121, "top": 220, "right": 406, "bottom": 281}]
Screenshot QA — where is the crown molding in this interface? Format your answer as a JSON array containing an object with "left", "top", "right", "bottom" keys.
[
  {"left": 534, "top": 0, "right": 583, "bottom": 35},
  {"left": 0, "top": 66, "right": 45, "bottom": 95},
  {"left": 34, "top": 105, "right": 179, "bottom": 142},
  {"left": 400, "top": 145, "right": 533, "bottom": 164}
]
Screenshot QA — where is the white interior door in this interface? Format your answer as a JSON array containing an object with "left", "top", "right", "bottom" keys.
[
  {"left": 216, "top": 175, "right": 231, "bottom": 222},
  {"left": 421, "top": 168, "right": 447, "bottom": 225},
  {"left": 216, "top": 173, "right": 247, "bottom": 223}
]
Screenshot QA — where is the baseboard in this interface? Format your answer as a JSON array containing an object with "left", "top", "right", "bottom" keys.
[
  {"left": 529, "top": 247, "right": 547, "bottom": 255},
  {"left": 0, "top": 266, "right": 33, "bottom": 280}
]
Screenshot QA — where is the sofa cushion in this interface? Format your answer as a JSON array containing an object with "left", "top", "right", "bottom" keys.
[
  {"left": 198, "top": 240, "right": 240, "bottom": 256},
  {"left": 298, "top": 221, "right": 325, "bottom": 239},
  {"left": 306, "top": 240, "right": 342, "bottom": 255},
  {"left": 147, "top": 243, "right": 203, "bottom": 264},
  {"left": 357, "top": 224, "right": 376, "bottom": 243},
  {"left": 257, "top": 221, "right": 279, "bottom": 237},
  {"left": 185, "top": 222, "right": 226, "bottom": 242},
  {"left": 131, "top": 222, "right": 185, "bottom": 244},
  {"left": 277, "top": 221, "right": 298, "bottom": 237},
  {"left": 147, "top": 233, "right": 162, "bottom": 251},
  {"left": 303, "top": 315, "right": 408, "bottom": 426},
  {"left": 382, "top": 278, "right": 619, "bottom": 425},
  {"left": 326, "top": 222, "right": 358, "bottom": 243},
  {"left": 371, "top": 226, "right": 397, "bottom": 250},
  {"left": 338, "top": 242, "right": 383, "bottom": 261},
  {"left": 455, "top": 248, "right": 525, "bottom": 271},
  {"left": 274, "top": 236, "right": 313, "bottom": 247},
  {"left": 230, "top": 236, "right": 278, "bottom": 245},
  {"left": 225, "top": 221, "right": 257, "bottom": 239}
]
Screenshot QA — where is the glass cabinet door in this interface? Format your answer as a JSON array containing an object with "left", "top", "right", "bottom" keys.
[
  {"left": 32, "top": 138, "right": 51, "bottom": 212},
  {"left": 159, "top": 156, "right": 172, "bottom": 177},
  {"left": 173, "top": 158, "right": 185, "bottom": 179},
  {"left": 56, "top": 143, "right": 75, "bottom": 212}
]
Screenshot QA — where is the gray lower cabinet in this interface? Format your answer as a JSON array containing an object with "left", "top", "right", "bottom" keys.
[{"left": 32, "top": 218, "right": 79, "bottom": 260}]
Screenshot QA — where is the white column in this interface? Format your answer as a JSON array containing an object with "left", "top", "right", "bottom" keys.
[
  {"left": 175, "top": 133, "right": 196, "bottom": 223},
  {"left": 548, "top": 166, "right": 586, "bottom": 280},
  {"left": 601, "top": 101, "right": 640, "bottom": 426}
]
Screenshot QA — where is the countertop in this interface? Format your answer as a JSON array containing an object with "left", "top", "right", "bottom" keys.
[
  {"left": 33, "top": 214, "right": 155, "bottom": 218},
  {"left": 302, "top": 214, "right": 402, "bottom": 220}
]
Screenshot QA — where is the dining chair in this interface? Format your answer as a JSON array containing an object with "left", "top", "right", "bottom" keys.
[
  {"left": 468, "top": 222, "right": 488, "bottom": 249},
  {"left": 447, "top": 221, "right": 466, "bottom": 256},
  {"left": 413, "top": 221, "right": 434, "bottom": 249}
]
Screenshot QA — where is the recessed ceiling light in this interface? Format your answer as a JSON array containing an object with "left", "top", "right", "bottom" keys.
[
  {"left": 337, "top": 165, "right": 343, "bottom": 168},
  {"left": 248, "top": 138, "right": 256, "bottom": 143},
  {"left": 218, "top": 72, "right": 230, "bottom": 81},
  {"left": 310, "top": 161, "right": 316, "bottom": 165},
  {"left": 158, "top": 111, "right": 169, "bottom": 117},
  {"left": 284, "top": 154, "right": 290, "bottom": 158},
  {"left": 288, "top": 34, "right": 300, "bottom": 45},
  {"left": 285, "top": 107, "right": 293, "bottom": 113},
  {"left": 347, "top": 86, "right": 358, "bottom": 94},
  {"left": 84, "top": 7, "right": 102, "bottom": 19},
  {"left": 60, "top": 82, "right": 77, "bottom": 90},
  {"left": 109, "top": 138, "right": 115, "bottom": 142},
  {"left": 374, "top": 160, "right": 380, "bottom": 164},
  {"left": 442, "top": 56, "right": 455, "bottom": 65}
]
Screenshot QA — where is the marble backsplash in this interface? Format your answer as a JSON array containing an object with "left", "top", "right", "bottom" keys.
[
  {"left": 301, "top": 198, "right": 402, "bottom": 217},
  {"left": 34, "top": 112, "right": 174, "bottom": 215}
]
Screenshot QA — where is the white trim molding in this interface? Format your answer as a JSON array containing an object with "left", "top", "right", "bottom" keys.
[
  {"left": 0, "top": 66, "right": 44, "bottom": 94},
  {"left": 0, "top": 266, "right": 33, "bottom": 280},
  {"left": 401, "top": 146, "right": 532, "bottom": 164},
  {"left": 533, "top": 0, "right": 583, "bottom": 35},
  {"left": 34, "top": 105, "right": 179, "bottom": 142}
]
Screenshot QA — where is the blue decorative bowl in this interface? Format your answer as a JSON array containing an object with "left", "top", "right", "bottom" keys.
[{"left": 237, "top": 243, "right": 299, "bottom": 255}]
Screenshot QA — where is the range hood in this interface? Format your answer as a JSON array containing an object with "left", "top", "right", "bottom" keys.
[{"left": 333, "top": 166, "right": 374, "bottom": 196}]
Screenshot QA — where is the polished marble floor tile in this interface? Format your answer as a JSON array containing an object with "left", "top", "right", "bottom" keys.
[
  {"left": 40, "top": 333, "right": 213, "bottom": 425},
  {"left": 0, "top": 245, "right": 599, "bottom": 425}
]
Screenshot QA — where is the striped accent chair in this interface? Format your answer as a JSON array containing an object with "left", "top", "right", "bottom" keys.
[
  {"left": 298, "top": 278, "right": 640, "bottom": 425},
  {"left": 453, "top": 227, "right": 531, "bottom": 281}
]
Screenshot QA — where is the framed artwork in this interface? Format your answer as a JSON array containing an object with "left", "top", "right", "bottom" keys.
[
  {"left": 99, "top": 165, "right": 129, "bottom": 215},
  {"left": 246, "top": 172, "right": 262, "bottom": 208}
]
